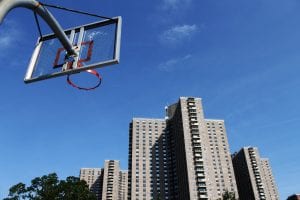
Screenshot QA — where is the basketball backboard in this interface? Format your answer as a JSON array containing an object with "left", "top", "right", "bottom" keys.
[{"left": 24, "top": 16, "right": 122, "bottom": 83}]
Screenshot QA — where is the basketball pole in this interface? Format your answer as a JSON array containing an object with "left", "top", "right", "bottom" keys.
[{"left": 0, "top": 0, "right": 77, "bottom": 57}]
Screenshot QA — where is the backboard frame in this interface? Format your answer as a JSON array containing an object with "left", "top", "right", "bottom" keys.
[{"left": 24, "top": 16, "right": 122, "bottom": 83}]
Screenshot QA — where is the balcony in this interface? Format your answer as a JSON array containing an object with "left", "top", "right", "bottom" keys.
[
  {"left": 196, "top": 167, "right": 204, "bottom": 171},
  {"left": 197, "top": 178, "right": 206, "bottom": 182},
  {"left": 190, "top": 125, "right": 199, "bottom": 130},
  {"left": 189, "top": 109, "right": 197, "bottom": 113},
  {"left": 188, "top": 105, "right": 197, "bottom": 109},
  {"left": 199, "top": 194, "right": 208, "bottom": 198},
  {"left": 195, "top": 159, "right": 204, "bottom": 164},
  {"left": 197, "top": 173, "right": 205, "bottom": 177},
  {"left": 194, "top": 150, "right": 202, "bottom": 154},
  {"left": 256, "top": 179, "right": 262, "bottom": 183},
  {"left": 192, "top": 135, "right": 200, "bottom": 139},
  {"left": 188, "top": 113, "right": 197, "bottom": 117},
  {"left": 187, "top": 101, "right": 195, "bottom": 105},
  {"left": 195, "top": 158, "right": 204, "bottom": 163},
  {"left": 191, "top": 128, "right": 199, "bottom": 132},
  {"left": 251, "top": 160, "right": 257, "bottom": 163},
  {"left": 190, "top": 117, "right": 197, "bottom": 121}
]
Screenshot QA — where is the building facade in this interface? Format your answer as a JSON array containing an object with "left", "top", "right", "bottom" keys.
[
  {"left": 128, "top": 97, "right": 238, "bottom": 200},
  {"left": 232, "top": 147, "right": 279, "bottom": 200},
  {"left": 119, "top": 170, "right": 128, "bottom": 200},
  {"left": 128, "top": 118, "right": 167, "bottom": 200},
  {"left": 166, "top": 97, "right": 238, "bottom": 199},
  {"left": 80, "top": 160, "right": 128, "bottom": 200},
  {"left": 205, "top": 119, "right": 238, "bottom": 198},
  {"left": 102, "top": 160, "right": 120, "bottom": 200},
  {"left": 80, "top": 168, "right": 103, "bottom": 200},
  {"left": 261, "top": 159, "right": 280, "bottom": 200}
]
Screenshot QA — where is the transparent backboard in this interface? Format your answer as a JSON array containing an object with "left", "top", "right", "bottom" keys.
[{"left": 24, "top": 16, "right": 121, "bottom": 83}]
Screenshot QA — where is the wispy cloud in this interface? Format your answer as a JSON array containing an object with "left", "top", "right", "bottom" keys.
[
  {"left": 162, "top": 0, "right": 192, "bottom": 10},
  {"left": 0, "top": 20, "right": 21, "bottom": 49},
  {"left": 0, "top": 20, "right": 28, "bottom": 71},
  {"left": 0, "top": 35, "right": 14, "bottom": 47},
  {"left": 160, "top": 24, "right": 198, "bottom": 45},
  {"left": 158, "top": 54, "right": 192, "bottom": 72}
]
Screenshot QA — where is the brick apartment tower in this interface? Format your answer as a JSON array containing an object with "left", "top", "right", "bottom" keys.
[
  {"left": 232, "top": 147, "right": 279, "bottom": 200},
  {"left": 128, "top": 97, "right": 238, "bottom": 200},
  {"left": 80, "top": 160, "right": 128, "bottom": 200},
  {"left": 119, "top": 170, "right": 128, "bottom": 200},
  {"left": 102, "top": 160, "right": 120, "bottom": 200},
  {"left": 80, "top": 168, "right": 103, "bottom": 200},
  {"left": 128, "top": 118, "right": 167, "bottom": 200}
]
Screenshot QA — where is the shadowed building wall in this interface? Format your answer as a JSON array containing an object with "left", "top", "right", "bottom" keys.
[
  {"left": 80, "top": 160, "right": 127, "bottom": 200},
  {"left": 80, "top": 168, "right": 103, "bottom": 200},
  {"left": 119, "top": 170, "right": 128, "bottom": 200},
  {"left": 128, "top": 97, "right": 238, "bottom": 200},
  {"left": 232, "top": 147, "right": 279, "bottom": 200}
]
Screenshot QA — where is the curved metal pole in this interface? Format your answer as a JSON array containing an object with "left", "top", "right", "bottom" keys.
[{"left": 0, "top": 0, "right": 77, "bottom": 56}]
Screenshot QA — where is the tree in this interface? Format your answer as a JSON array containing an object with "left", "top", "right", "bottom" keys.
[
  {"left": 156, "top": 193, "right": 161, "bottom": 200},
  {"left": 4, "top": 173, "right": 96, "bottom": 200},
  {"left": 222, "top": 190, "right": 237, "bottom": 200}
]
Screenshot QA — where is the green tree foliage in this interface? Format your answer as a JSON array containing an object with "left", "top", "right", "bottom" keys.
[
  {"left": 4, "top": 173, "right": 96, "bottom": 200},
  {"left": 221, "top": 190, "right": 237, "bottom": 200},
  {"left": 156, "top": 193, "right": 161, "bottom": 200}
]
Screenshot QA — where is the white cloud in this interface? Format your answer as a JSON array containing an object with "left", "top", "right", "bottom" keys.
[
  {"left": 160, "top": 24, "right": 198, "bottom": 44},
  {"left": 0, "top": 35, "right": 14, "bottom": 47},
  {"left": 0, "top": 20, "right": 28, "bottom": 72},
  {"left": 0, "top": 20, "right": 20, "bottom": 49},
  {"left": 158, "top": 54, "right": 192, "bottom": 72},
  {"left": 162, "top": 0, "right": 192, "bottom": 10},
  {"left": 88, "top": 30, "right": 107, "bottom": 40}
]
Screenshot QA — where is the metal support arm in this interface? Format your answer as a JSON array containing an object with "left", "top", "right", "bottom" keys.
[{"left": 0, "top": 0, "right": 77, "bottom": 56}]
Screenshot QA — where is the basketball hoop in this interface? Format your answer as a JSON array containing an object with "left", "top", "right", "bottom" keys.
[
  {"left": 66, "top": 69, "right": 102, "bottom": 91},
  {"left": 0, "top": 0, "right": 121, "bottom": 87}
]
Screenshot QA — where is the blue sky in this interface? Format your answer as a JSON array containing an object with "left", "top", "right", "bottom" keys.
[{"left": 0, "top": 0, "right": 299, "bottom": 199}]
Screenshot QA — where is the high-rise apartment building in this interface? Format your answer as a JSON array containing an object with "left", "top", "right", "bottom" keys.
[
  {"left": 128, "top": 97, "right": 238, "bottom": 200},
  {"left": 128, "top": 118, "right": 167, "bottom": 200},
  {"left": 102, "top": 160, "right": 120, "bottom": 200},
  {"left": 261, "top": 159, "right": 280, "bottom": 200},
  {"left": 80, "top": 168, "right": 103, "bottom": 200},
  {"left": 80, "top": 160, "right": 127, "bottom": 200},
  {"left": 119, "top": 170, "right": 128, "bottom": 200},
  {"left": 205, "top": 119, "right": 238, "bottom": 197},
  {"left": 232, "top": 147, "right": 279, "bottom": 200},
  {"left": 166, "top": 97, "right": 238, "bottom": 199}
]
